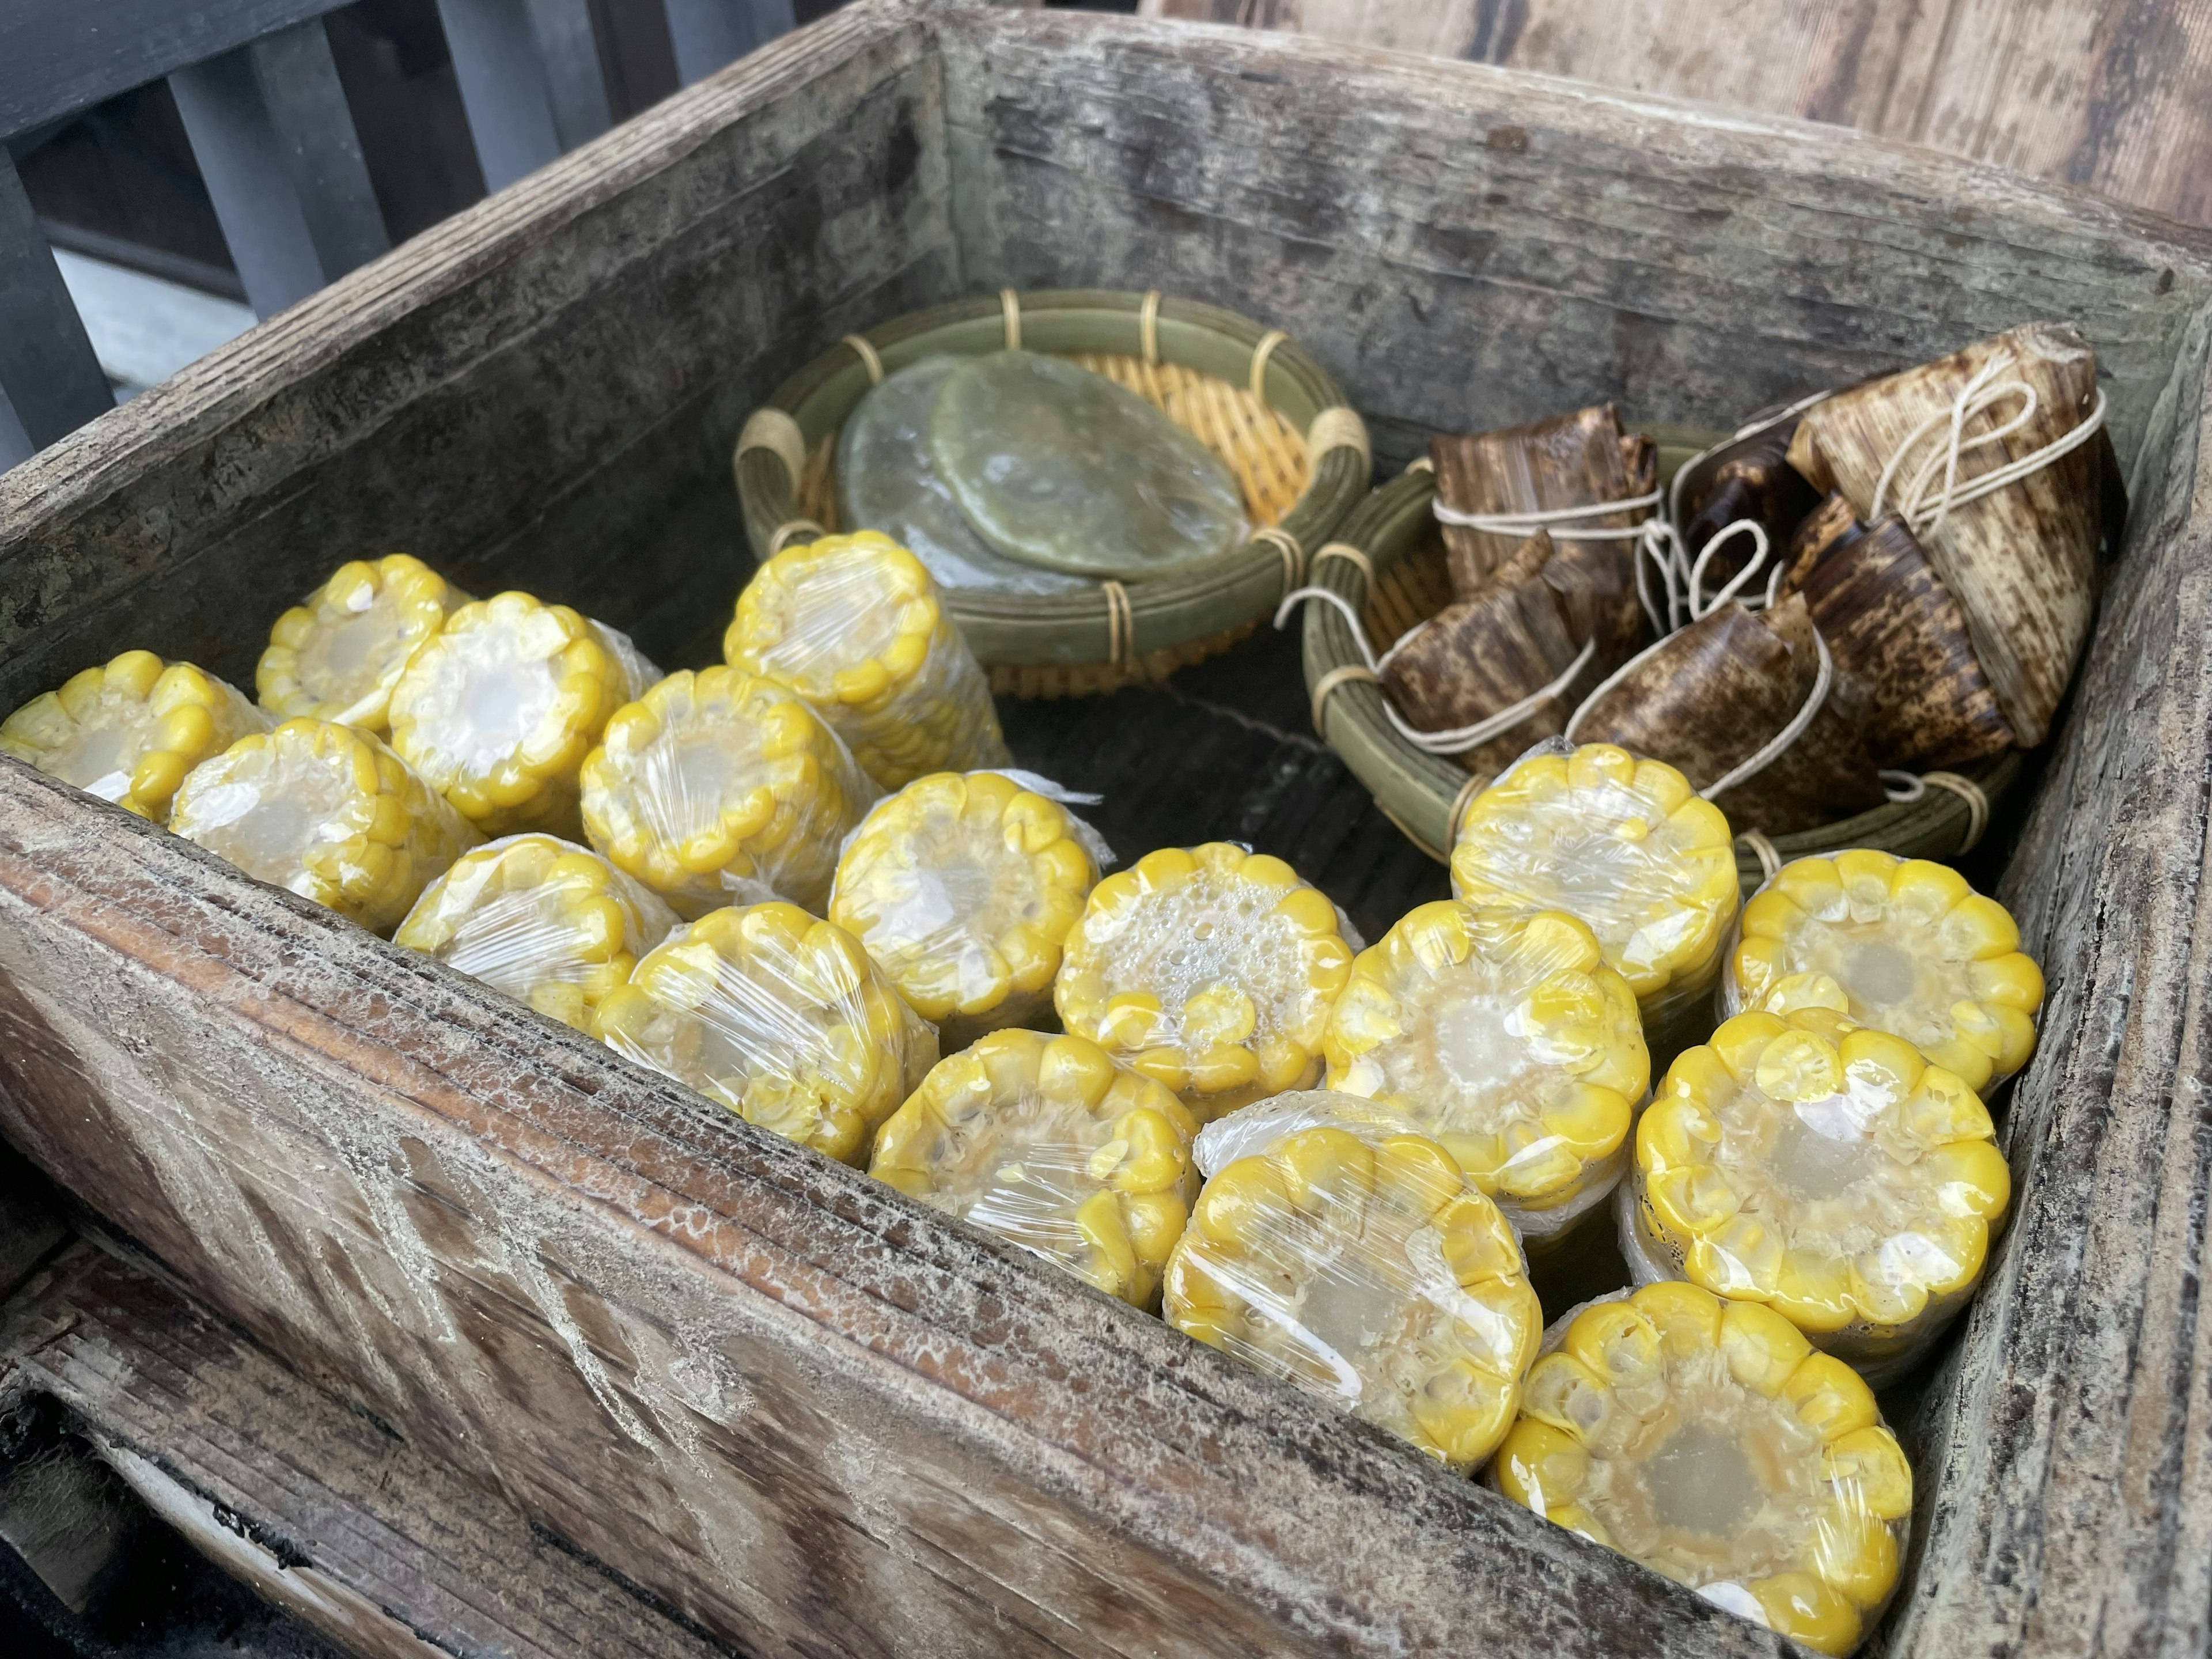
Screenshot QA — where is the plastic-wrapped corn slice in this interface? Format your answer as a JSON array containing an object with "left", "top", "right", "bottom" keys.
[
  {"left": 1493, "top": 1283, "right": 1911, "bottom": 1656},
  {"left": 871, "top": 1029, "right": 1197, "bottom": 1307},
  {"left": 1, "top": 651, "right": 269, "bottom": 824},
  {"left": 592, "top": 902, "right": 937, "bottom": 1165},
  {"left": 1324, "top": 902, "right": 1648, "bottom": 1240},
  {"left": 1055, "top": 843, "right": 1355, "bottom": 1122},
  {"left": 725, "top": 531, "right": 1010, "bottom": 789},
  {"left": 397, "top": 834, "right": 679, "bottom": 1031},
  {"left": 1725, "top": 850, "right": 2043, "bottom": 1094},
  {"left": 581, "top": 666, "right": 876, "bottom": 918},
  {"left": 1625, "top": 1007, "right": 2009, "bottom": 1377},
  {"left": 830, "top": 771, "right": 1098, "bottom": 1049},
  {"left": 388, "top": 592, "right": 657, "bottom": 839},
  {"left": 171, "top": 719, "right": 480, "bottom": 933},
  {"left": 258, "top": 554, "right": 471, "bottom": 730},
  {"left": 1165, "top": 1099, "right": 1540, "bottom": 1471}
]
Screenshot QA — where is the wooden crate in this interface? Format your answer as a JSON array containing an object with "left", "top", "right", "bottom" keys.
[{"left": 1, "top": 3, "right": 2209, "bottom": 1654}]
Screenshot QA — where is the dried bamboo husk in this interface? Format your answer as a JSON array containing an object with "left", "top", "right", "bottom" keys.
[
  {"left": 1778, "top": 494, "right": 2016, "bottom": 770},
  {"left": 1674, "top": 415, "right": 1822, "bottom": 589},
  {"left": 1787, "top": 323, "right": 2101, "bottom": 747},
  {"left": 1430, "top": 405, "right": 1657, "bottom": 596}
]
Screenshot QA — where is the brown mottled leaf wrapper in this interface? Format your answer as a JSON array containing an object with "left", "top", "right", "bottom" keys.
[
  {"left": 1573, "top": 594, "right": 1886, "bottom": 835},
  {"left": 1675, "top": 416, "right": 1822, "bottom": 589},
  {"left": 1787, "top": 322, "right": 2100, "bottom": 747},
  {"left": 1430, "top": 404, "right": 1656, "bottom": 595},
  {"left": 1778, "top": 494, "right": 2016, "bottom": 770}
]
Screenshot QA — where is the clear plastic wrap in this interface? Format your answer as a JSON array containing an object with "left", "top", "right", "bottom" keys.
[
  {"left": 1321, "top": 900, "right": 1649, "bottom": 1240},
  {"left": 1164, "top": 1092, "right": 1540, "bottom": 1471},
  {"left": 387, "top": 592, "right": 658, "bottom": 838},
  {"left": 170, "top": 718, "right": 482, "bottom": 933},
  {"left": 257, "top": 554, "right": 472, "bottom": 730},
  {"left": 578, "top": 665, "right": 877, "bottom": 918},
  {"left": 1490, "top": 1281, "right": 1911, "bottom": 1657},
  {"left": 1723, "top": 849, "right": 2043, "bottom": 1094},
  {"left": 590, "top": 901, "right": 938, "bottom": 1166},
  {"left": 870, "top": 1029, "right": 1198, "bottom": 1308},
  {"left": 725, "top": 530, "right": 1009, "bottom": 790},
  {"left": 396, "top": 834, "right": 679, "bottom": 1031},
  {"left": 1, "top": 650, "right": 270, "bottom": 825},
  {"left": 1054, "top": 843, "right": 1356, "bottom": 1122}
]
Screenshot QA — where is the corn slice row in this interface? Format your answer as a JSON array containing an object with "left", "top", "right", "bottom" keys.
[{"left": 257, "top": 554, "right": 471, "bottom": 730}]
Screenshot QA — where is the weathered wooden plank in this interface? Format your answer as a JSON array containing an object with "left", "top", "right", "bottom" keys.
[{"left": 0, "top": 150, "right": 113, "bottom": 450}]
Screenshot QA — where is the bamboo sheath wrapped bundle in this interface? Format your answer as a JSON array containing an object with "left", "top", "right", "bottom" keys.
[
  {"left": 1673, "top": 415, "right": 1823, "bottom": 575},
  {"left": 1430, "top": 405, "right": 1657, "bottom": 595}
]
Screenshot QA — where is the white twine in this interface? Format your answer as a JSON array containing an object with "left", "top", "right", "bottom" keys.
[
  {"left": 1634, "top": 516, "right": 1784, "bottom": 637},
  {"left": 1868, "top": 353, "right": 2108, "bottom": 538},
  {"left": 1431, "top": 488, "right": 1662, "bottom": 541}
]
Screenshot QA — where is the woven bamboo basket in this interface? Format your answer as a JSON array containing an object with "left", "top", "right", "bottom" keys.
[{"left": 735, "top": 288, "right": 1370, "bottom": 697}]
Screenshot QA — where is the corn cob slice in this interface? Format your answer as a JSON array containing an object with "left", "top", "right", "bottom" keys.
[
  {"left": 580, "top": 666, "right": 876, "bottom": 918},
  {"left": 2, "top": 652, "right": 270, "bottom": 825},
  {"left": 1055, "top": 843, "right": 1355, "bottom": 1122},
  {"left": 396, "top": 834, "right": 679, "bottom": 1031},
  {"left": 1165, "top": 1109, "right": 1540, "bottom": 1470},
  {"left": 1323, "top": 902, "right": 1648, "bottom": 1227},
  {"left": 171, "top": 718, "right": 480, "bottom": 933},
  {"left": 871, "top": 1029, "right": 1197, "bottom": 1306},
  {"left": 830, "top": 771, "right": 1097, "bottom": 1049},
  {"left": 387, "top": 592, "right": 657, "bottom": 839},
  {"left": 592, "top": 902, "right": 937, "bottom": 1165},
  {"left": 257, "top": 554, "right": 471, "bottom": 730},
  {"left": 1726, "top": 850, "right": 2043, "bottom": 1093},
  {"left": 1491, "top": 1283, "right": 1910, "bottom": 1656},
  {"left": 724, "top": 530, "right": 1010, "bottom": 789}
]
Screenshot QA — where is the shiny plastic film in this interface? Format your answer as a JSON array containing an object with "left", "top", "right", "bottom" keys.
[
  {"left": 257, "top": 554, "right": 472, "bottom": 730},
  {"left": 1724, "top": 850, "right": 2044, "bottom": 1093},
  {"left": 170, "top": 718, "right": 481, "bottom": 933},
  {"left": 726, "top": 531, "right": 1010, "bottom": 789},
  {"left": 1491, "top": 1282, "right": 1911, "bottom": 1656},
  {"left": 581, "top": 666, "right": 878, "bottom": 918},
  {"left": 870, "top": 1030, "right": 1198, "bottom": 1308},
  {"left": 1323, "top": 901, "right": 1649, "bottom": 1238},
  {"left": 1165, "top": 1093, "right": 1541, "bottom": 1471},
  {"left": 592, "top": 902, "right": 937, "bottom": 1166},
  {"left": 396, "top": 834, "right": 679, "bottom": 1031},
  {"left": 1, "top": 651, "right": 270, "bottom": 825},
  {"left": 1055, "top": 843, "right": 1356, "bottom": 1122},
  {"left": 388, "top": 592, "right": 658, "bottom": 839}
]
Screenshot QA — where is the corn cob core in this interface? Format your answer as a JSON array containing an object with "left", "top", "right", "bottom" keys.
[
  {"left": 1, "top": 652, "right": 268, "bottom": 824},
  {"left": 1055, "top": 843, "right": 1355, "bottom": 1121},
  {"left": 581, "top": 666, "right": 876, "bottom": 918},
  {"left": 1635, "top": 1007, "right": 2010, "bottom": 1342},
  {"left": 1450, "top": 745, "right": 1738, "bottom": 1003},
  {"left": 830, "top": 771, "right": 1096, "bottom": 1046},
  {"left": 1165, "top": 1120, "right": 1540, "bottom": 1470},
  {"left": 872, "top": 1030, "right": 1197, "bottom": 1307},
  {"left": 257, "top": 554, "right": 470, "bottom": 730},
  {"left": 396, "top": 834, "right": 679, "bottom": 1031},
  {"left": 1324, "top": 902, "right": 1649, "bottom": 1211},
  {"left": 388, "top": 592, "right": 654, "bottom": 839},
  {"left": 1728, "top": 850, "right": 2043, "bottom": 1093},
  {"left": 591, "top": 902, "right": 937, "bottom": 1166},
  {"left": 1493, "top": 1283, "right": 1910, "bottom": 1656},
  {"left": 171, "top": 718, "right": 481, "bottom": 933},
  {"left": 725, "top": 531, "right": 1010, "bottom": 789}
]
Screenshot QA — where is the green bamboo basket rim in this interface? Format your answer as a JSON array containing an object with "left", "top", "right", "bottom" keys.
[
  {"left": 1298, "top": 465, "right": 2024, "bottom": 893},
  {"left": 737, "top": 289, "right": 1370, "bottom": 682}
]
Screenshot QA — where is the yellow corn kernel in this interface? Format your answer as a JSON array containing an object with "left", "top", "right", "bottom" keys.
[
  {"left": 1056, "top": 843, "right": 1353, "bottom": 1122},
  {"left": 257, "top": 554, "right": 471, "bottom": 730},
  {"left": 171, "top": 719, "right": 480, "bottom": 933},
  {"left": 1488, "top": 1281, "right": 1906, "bottom": 1654},
  {"left": 1164, "top": 1119, "right": 1539, "bottom": 1471},
  {"left": 725, "top": 530, "right": 1009, "bottom": 789},
  {"left": 388, "top": 592, "right": 656, "bottom": 839},
  {"left": 2, "top": 652, "right": 270, "bottom": 824},
  {"left": 1729, "top": 851, "right": 2044, "bottom": 1092},
  {"left": 396, "top": 834, "right": 678, "bottom": 1030},
  {"left": 591, "top": 902, "right": 937, "bottom": 1166},
  {"left": 580, "top": 666, "right": 876, "bottom": 918},
  {"left": 830, "top": 771, "right": 1098, "bottom": 1048},
  {"left": 869, "top": 1030, "right": 1196, "bottom": 1307}
]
